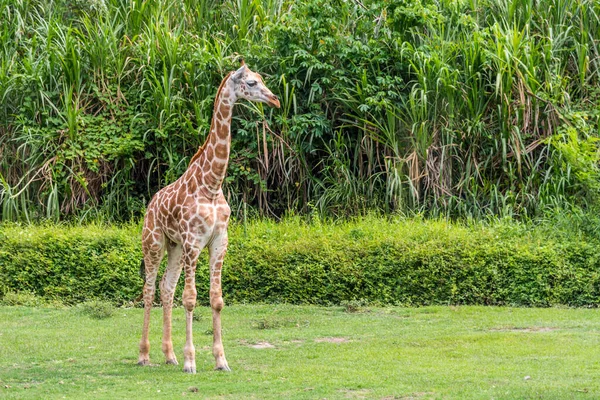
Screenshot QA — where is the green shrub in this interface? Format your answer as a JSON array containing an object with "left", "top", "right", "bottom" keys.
[
  {"left": 0, "top": 218, "right": 599, "bottom": 307},
  {"left": 192, "top": 308, "right": 203, "bottom": 322},
  {"left": 80, "top": 300, "right": 116, "bottom": 319},
  {"left": 0, "top": 291, "right": 45, "bottom": 307},
  {"left": 340, "top": 299, "right": 369, "bottom": 313},
  {"left": 0, "top": 224, "right": 142, "bottom": 305}
]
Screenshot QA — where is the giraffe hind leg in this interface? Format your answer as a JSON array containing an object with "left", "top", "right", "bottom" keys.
[
  {"left": 160, "top": 241, "right": 183, "bottom": 365},
  {"left": 138, "top": 237, "right": 164, "bottom": 366}
]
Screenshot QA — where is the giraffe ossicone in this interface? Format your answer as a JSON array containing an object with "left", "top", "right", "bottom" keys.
[{"left": 138, "top": 61, "right": 279, "bottom": 373}]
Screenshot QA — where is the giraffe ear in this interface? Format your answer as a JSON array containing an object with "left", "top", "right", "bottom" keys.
[{"left": 231, "top": 65, "right": 246, "bottom": 83}]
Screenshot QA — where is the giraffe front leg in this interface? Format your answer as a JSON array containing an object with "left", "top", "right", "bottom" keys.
[
  {"left": 209, "top": 232, "right": 230, "bottom": 371},
  {"left": 181, "top": 244, "right": 202, "bottom": 374}
]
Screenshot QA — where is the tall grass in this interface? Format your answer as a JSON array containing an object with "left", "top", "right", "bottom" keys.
[{"left": 0, "top": 0, "right": 599, "bottom": 222}]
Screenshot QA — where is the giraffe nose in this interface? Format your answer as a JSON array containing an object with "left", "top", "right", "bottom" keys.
[{"left": 268, "top": 94, "right": 280, "bottom": 108}]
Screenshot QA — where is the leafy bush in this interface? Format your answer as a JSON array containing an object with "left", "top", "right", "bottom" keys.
[
  {"left": 0, "top": 224, "right": 142, "bottom": 304},
  {"left": 192, "top": 308, "right": 203, "bottom": 322},
  {"left": 1, "top": 218, "right": 599, "bottom": 307},
  {"left": 80, "top": 300, "right": 116, "bottom": 319},
  {"left": 340, "top": 299, "right": 369, "bottom": 313},
  {"left": 0, "top": 291, "right": 45, "bottom": 307}
]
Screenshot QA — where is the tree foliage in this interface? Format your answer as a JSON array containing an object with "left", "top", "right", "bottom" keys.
[{"left": 1, "top": 0, "right": 599, "bottom": 221}]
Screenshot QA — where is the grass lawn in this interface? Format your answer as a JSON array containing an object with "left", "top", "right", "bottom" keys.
[{"left": 0, "top": 304, "right": 598, "bottom": 399}]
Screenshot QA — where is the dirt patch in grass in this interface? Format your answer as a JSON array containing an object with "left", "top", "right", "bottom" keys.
[
  {"left": 490, "top": 326, "right": 559, "bottom": 333},
  {"left": 339, "top": 388, "right": 372, "bottom": 398},
  {"left": 382, "top": 392, "right": 435, "bottom": 400},
  {"left": 251, "top": 317, "right": 308, "bottom": 330},
  {"left": 242, "top": 340, "right": 275, "bottom": 349},
  {"left": 279, "top": 339, "right": 304, "bottom": 346},
  {"left": 239, "top": 339, "right": 276, "bottom": 349},
  {"left": 315, "top": 337, "right": 350, "bottom": 343}
]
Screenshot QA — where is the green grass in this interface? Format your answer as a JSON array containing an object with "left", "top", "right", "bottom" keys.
[{"left": 0, "top": 305, "right": 599, "bottom": 399}]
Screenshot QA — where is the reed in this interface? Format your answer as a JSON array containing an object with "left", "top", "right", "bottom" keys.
[{"left": 0, "top": 0, "right": 599, "bottom": 222}]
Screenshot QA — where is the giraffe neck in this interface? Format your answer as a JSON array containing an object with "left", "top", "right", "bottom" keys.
[{"left": 186, "top": 74, "right": 237, "bottom": 198}]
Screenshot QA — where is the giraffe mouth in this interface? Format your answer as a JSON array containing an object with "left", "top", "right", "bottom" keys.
[
  {"left": 264, "top": 94, "right": 280, "bottom": 108},
  {"left": 269, "top": 97, "right": 281, "bottom": 108}
]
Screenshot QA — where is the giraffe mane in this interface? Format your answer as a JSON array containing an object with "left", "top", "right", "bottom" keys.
[{"left": 188, "top": 70, "right": 234, "bottom": 166}]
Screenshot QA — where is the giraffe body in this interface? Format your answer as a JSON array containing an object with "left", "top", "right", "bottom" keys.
[{"left": 138, "top": 62, "right": 279, "bottom": 373}]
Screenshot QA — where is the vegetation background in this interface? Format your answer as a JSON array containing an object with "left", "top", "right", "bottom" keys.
[
  {"left": 2, "top": 3, "right": 600, "bottom": 397},
  {"left": 1, "top": 0, "right": 599, "bottom": 223}
]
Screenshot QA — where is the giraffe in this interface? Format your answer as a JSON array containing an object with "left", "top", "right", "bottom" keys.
[{"left": 138, "top": 60, "right": 280, "bottom": 373}]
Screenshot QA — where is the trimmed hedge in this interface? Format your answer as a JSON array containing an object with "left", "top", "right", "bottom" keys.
[
  {"left": 1, "top": 218, "right": 599, "bottom": 306},
  {"left": 0, "top": 226, "right": 142, "bottom": 304}
]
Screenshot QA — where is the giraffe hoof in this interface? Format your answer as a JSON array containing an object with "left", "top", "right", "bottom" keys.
[
  {"left": 137, "top": 359, "right": 150, "bottom": 366},
  {"left": 215, "top": 365, "right": 231, "bottom": 372},
  {"left": 166, "top": 359, "right": 178, "bottom": 365},
  {"left": 183, "top": 366, "right": 196, "bottom": 374}
]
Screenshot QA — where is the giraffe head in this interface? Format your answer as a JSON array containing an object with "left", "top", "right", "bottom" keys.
[{"left": 229, "top": 62, "right": 280, "bottom": 108}]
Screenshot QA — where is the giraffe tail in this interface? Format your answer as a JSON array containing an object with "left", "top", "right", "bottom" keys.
[
  {"left": 139, "top": 258, "right": 146, "bottom": 282},
  {"left": 133, "top": 259, "right": 146, "bottom": 304}
]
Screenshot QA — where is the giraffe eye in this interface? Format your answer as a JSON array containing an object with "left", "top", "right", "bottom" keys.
[{"left": 247, "top": 80, "right": 257, "bottom": 87}]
